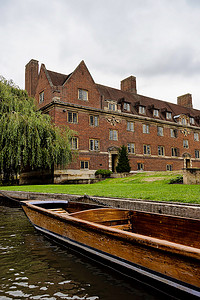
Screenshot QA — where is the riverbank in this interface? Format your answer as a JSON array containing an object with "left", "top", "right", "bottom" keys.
[
  {"left": 1, "top": 171, "right": 200, "bottom": 204},
  {"left": 1, "top": 190, "right": 200, "bottom": 219}
]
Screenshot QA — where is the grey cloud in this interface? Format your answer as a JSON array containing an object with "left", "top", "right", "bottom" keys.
[{"left": 1, "top": 0, "right": 200, "bottom": 109}]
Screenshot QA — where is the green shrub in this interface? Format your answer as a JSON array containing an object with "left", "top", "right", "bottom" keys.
[
  {"left": 95, "top": 169, "right": 112, "bottom": 177},
  {"left": 168, "top": 175, "right": 183, "bottom": 184}
]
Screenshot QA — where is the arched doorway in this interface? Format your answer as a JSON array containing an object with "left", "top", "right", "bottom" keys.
[
  {"left": 182, "top": 153, "right": 192, "bottom": 169},
  {"left": 108, "top": 146, "right": 119, "bottom": 172}
]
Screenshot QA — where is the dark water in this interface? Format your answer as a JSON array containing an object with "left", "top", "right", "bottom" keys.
[{"left": 0, "top": 204, "right": 163, "bottom": 300}]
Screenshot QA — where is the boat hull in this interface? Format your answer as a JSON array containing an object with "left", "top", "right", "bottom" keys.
[{"left": 22, "top": 201, "right": 200, "bottom": 299}]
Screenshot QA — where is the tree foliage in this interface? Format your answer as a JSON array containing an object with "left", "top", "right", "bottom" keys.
[
  {"left": 0, "top": 77, "right": 73, "bottom": 182},
  {"left": 116, "top": 145, "right": 131, "bottom": 173}
]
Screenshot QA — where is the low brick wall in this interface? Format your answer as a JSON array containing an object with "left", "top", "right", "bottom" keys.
[{"left": 0, "top": 190, "right": 199, "bottom": 219}]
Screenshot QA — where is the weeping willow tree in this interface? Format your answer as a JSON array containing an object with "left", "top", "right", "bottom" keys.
[{"left": 0, "top": 76, "right": 73, "bottom": 183}]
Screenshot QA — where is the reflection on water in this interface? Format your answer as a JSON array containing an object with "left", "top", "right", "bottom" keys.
[{"left": 0, "top": 204, "right": 161, "bottom": 300}]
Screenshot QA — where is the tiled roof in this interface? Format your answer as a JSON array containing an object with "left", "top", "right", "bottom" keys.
[
  {"left": 45, "top": 67, "right": 200, "bottom": 122},
  {"left": 47, "top": 70, "right": 71, "bottom": 86},
  {"left": 96, "top": 84, "right": 200, "bottom": 121}
]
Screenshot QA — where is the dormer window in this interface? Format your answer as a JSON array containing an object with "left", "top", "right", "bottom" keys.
[
  {"left": 153, "top": 109, "right": 159, "bottom": 117},
  {"left": 190, "top": 117, "right": 195, "bottom": 125},
  {"left": 139, "top": 106, "right": 145, "bottom": 114},
  {"left": 78, "top": 89, "right": 88, "bottom": 101},
  {"left": 166, "top": 112, "right": 172, "bottom": 120},
  {"left": 124, "top": 102, "right": 130, "bottom": 111},
  {"left": 181, "top": 117, "right": 187, "bottom": 126},
  {"left": 109, "top": 103, "right": 116, "bottom": 111}
]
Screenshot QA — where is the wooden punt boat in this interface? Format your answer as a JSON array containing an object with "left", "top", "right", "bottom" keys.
[{"left": 21, "top": 200, "right": 200, "bottom": 299}]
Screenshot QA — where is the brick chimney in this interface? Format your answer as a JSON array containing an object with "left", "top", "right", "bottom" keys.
[
  {"left": 177, "top": 93, "right": 193, "bottom": 108},
  {"left": 121, "top": 76, "right": 137, "bottom": 94},
  {"left": 25, "top": 59, "right": 39, "bottom": 97}
]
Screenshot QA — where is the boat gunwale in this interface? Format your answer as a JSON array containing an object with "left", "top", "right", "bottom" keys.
[{"left": 22, "top": 201, "right": 200, "bottom": 260}]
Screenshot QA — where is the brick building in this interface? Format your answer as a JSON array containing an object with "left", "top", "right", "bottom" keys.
[{"left": 25, "top": 59, "right": 200, "bottom": 183}]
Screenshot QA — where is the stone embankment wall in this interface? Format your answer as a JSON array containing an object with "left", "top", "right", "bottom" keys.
[
  {"left": 183, "top": 168, "right": 200, "bottom": 184},
  {"left": 0, "top": 190, "right": 199, "bottom": 219}
]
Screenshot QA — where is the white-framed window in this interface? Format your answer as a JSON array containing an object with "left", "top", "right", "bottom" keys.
[
  {"left": 190, "top": 117, "right": 195, "bottom": 125},
  {"left": 39, "top": 91, "right": 44, "bottom": 103},
  {"left": 127, "top": 143, "right": 135, "bottom": 154},
  {"left": 143, "top": 124, "right": 150, "bottom": 134},
  {"left": 181, "top": 117, "right": 187, "bottom": 126},
  {"left": 71, "top": 137, "right": 78, "bottom": 150},
  {"left": 143, "top": 144, "right": 151, "bottom": 155},
  {"left": 195, "top": 150, "right": 200, "bottom": 159},
  {"left": 78, "top": 89, "right": 88, "bottom": 101},
  {"left": 166, "top": 164, "right": 172, "bottom": 171},
  {"left": 90, "top": 115, "right": 99, "bottom": 127},
  {"left": 68, "top": 111, "right": 78, "bottom": 123},
  {"left": 124, "top": 102, "right": 130, "bottom": 111},
  {"left": 80, "top": 161, "right": 89, "bottom": 169},
  {"left": 89, "top": 139, "right": 99, "bottom": 151},
  {"left": 166, "top": 112, "right": 172, "bottom": 120},
  {"left": 194, "top": 133, "right": 199, "bottom": 141},
  {"left": 153, "top": 109, "right": 159, "bottom": 117},
  {"left": 139, "top": 106, "right": 145, "bottom": 114},
  {"left": 127, "top": 121, "right": 134, "bottom": 132},
  {"left": 183, "top": 140, "right": 189, "bottom": 148},
  {"left": 108, "top": 102, "right": 116, "bottom": 111},
  {"left": 109, "top": 130, "right": 118, "bottom": 141},
  {"left": 157, "top": 126, "right": 164, "bottom": 136},
  {"left": 158, "top": 146, "right": 164, "bottom": 156},
  {"left": 171, "top": 147, "right": 178, "bottom": 157},
  {"left": 170, "top": 128, "right": 177, "bottom": 138}
]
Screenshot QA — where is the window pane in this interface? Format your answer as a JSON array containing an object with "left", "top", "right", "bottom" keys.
[
  {"left": 157, "top": 127, "right": 163, "bottom": 136},
  {"left": 68, "top": 112, "right": 72, "bottom": 123},
  {"left": 39, "top": 91, "right": 44, "bottom": 103},
  {"left": 90, "top": 116, "right": 94, "bottom": 125},
  {"left": 94, "top": 116, "right": 98, "bottom": 126},
  {"left": 194, "top": 133, "right": 199, "bottom": 141},
  {"left": 113, "top": 130, "right": 117, "bottom": 140},
  {"left": 94, "top": 140, "right": 99, "bottom": 150},
  {"left": 73, "top": 113, "right": 77, "bottom": 123},
  {"left": 90, "top": 140, "right": 94, "bottom": 150},
  {"left": 195, "top": 150, "right": 200, "bottom": 158},
  {"left": 79, "top": 89, "right": 88, "bottom": 100}
]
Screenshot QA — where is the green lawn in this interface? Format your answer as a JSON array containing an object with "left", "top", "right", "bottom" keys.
[{"left": 1, "top": 171, "right": 200, "bottom": 204}]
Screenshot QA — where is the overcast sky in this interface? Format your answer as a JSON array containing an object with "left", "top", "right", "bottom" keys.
[{"left": 1, "top": 0, "right": 200, "bottom": 109}]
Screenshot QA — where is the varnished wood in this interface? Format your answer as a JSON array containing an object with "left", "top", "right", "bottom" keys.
[{"left": 22, "top": 200, "right": 200, "bottom": 297}]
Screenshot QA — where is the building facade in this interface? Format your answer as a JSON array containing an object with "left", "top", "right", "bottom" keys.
[{"left": 25, "top": 59, "right": 200, "bottom": 182}]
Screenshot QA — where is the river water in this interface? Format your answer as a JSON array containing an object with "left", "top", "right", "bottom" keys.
[{"left": 0, "top": 203, "right": 163, "bottom": 300}]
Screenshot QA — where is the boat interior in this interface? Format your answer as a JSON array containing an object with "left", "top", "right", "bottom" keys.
[{"left": 33, "top": 201, "right": 200, "bottom": 248}]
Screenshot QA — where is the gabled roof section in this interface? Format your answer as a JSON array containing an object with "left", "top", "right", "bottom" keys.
[
  {"left": 62, "top": 60, "right": 96, "bottom": 86},
  {"left": 43, "top": 60, "right": 94, "bottom": 87},
  {"left": 47, "top": 70, "right": 71, "bottom": 86}
]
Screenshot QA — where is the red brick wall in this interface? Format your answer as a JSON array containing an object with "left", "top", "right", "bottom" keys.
[
  {"left": 25, "top": 59, "right": 200, "bottom": 173},
  {"left": 60, "top": 61, "right": 101, "bottom": 109},
  {"left": 35, "top": 66, "right": 54, "bottom": 108}
]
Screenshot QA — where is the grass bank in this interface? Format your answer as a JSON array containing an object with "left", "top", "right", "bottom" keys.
[{"left": 1, "top": 172, "right": 200, "bottom": 204}]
